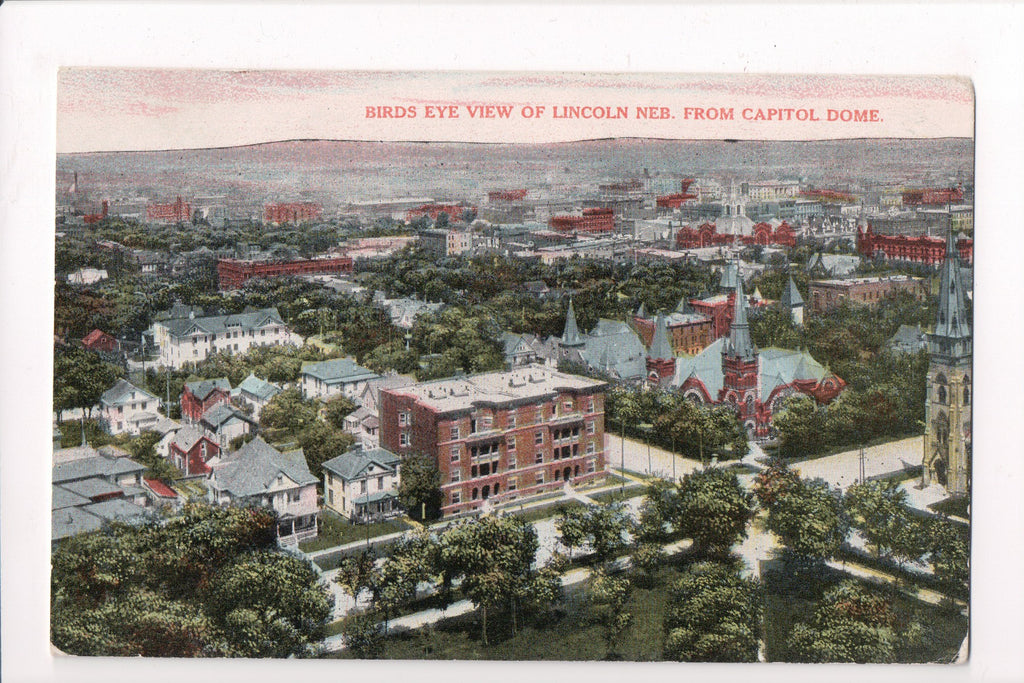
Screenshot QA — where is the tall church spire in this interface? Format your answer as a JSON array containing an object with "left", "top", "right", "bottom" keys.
[
  {"left": 561, "top": 298, "right": 584, "bottom": 348},
  {"left": 932, "top": 228, "right": 971, "bottom": 349},
  {"left": 725, "top": 270, "right": 756, "bottom": 360},
  {"left": 648, "top": 312, "right": 674, "bottom": 361}
]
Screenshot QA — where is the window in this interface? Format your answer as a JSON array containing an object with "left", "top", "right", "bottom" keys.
[
  {"left": 450, "top": 446, "right": 461, "bottom": 462},
  {"left": 450, "top": 426, "right": 460, "bottom": 440},
  {"left": 564, "top": 401, "right": 574, "bottom": 413},
  {"left": 507, "top": 456, "right": 516, "bottom": 470},
  {"left": 535, "top": 430, "right": 543, "bottom": 445},
  {"left": 587, "top": 397, "right": 595, "bottom": 412},
  {"left": 400, "top": 432, "right": 410, "bottom": 447},
  {"left": 288, "top": 491, "right": 301, "bottom": 503},
  {"left": 328, "top": 472, "right": 333, "bottom": 486},
  {"left": 399, "top": 411, "right": 411, "bottom": 426},
  {"left": 360, "top": 480, "right": 367, "bottom": 494},
  {"left": 536, "top": 406, "right": 544, "bottom": 423},
  {"left": 507, "top": 414, "right": 516, "bottom": 429},
  {"left": 587, "top": 441, "right": 596, "bottom": 454},
  {"left": 587, "top": 459, "right": 596, "bottom": 473},
  {"left": 586, "top": 421, "right": 595, "bottom": 435},
  {"left": 451, "top": 491, "right": 461, "bottom": 505},
  {"left": 377, "top": 476, "right": 384, "bottom": 490},
  {"left": 451, "top": 470, "right": 461, "bottom": 483},
  {"left": 328, "top": 489, "right": 334, "bottom": 504},
  {"left": 536, "top": 472, "right": 545, "bottom": 485},
  {"left": 535, "top": 452, "right": 544, "bottom": 464},
  {"left": 506, "top": 436, "right": 516, "bottom": 452}
]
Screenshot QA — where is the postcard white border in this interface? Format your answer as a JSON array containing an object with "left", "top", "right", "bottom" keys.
[{"left": 2, "top": 3, "right": 1023, "bottom": 683}]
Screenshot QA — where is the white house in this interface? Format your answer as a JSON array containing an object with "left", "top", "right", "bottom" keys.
[
  {"left": 151, "top": 307, "right": 300, "bottom": 369},
  {"left": 300, "top": 357, "right": 380, "bottom": 401},
  {"left": 97, "top": 379, "right": 162, "bottom": 436},
  {"left": 206, "top": 437, "right": 319, "bottom": 544},
  {"left": 235, "top": 373, "right": 282, "bottom": 421},
  {"left": 67, "top": 267, "right": 108, "bottom": 286},
  {"left": 321, "top": 446, "right": 402, "bottom": 522}
]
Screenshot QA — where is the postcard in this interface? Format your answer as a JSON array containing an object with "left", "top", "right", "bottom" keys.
[{"left": 49, "top": 69, "right": 972, "bottom": 666}]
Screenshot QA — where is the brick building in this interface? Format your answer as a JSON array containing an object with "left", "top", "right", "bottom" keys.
[
  {"left": 217, "top": 255, "right": 354, "bottom": 290},
  {"left": 146, "top": 197, "right": 191, "bottom": 223},
  {"left": 633, "top": 307, "right": 716, "bottom": 357},
  {"left": 379, "top": 367, "right": 607, "bottom": 517},
  {"left": 549, "top": 207, "right": 615, "bottom": 233},
  {"left": 263, "top": 202, "right": 322, "bottom": 225},
  {"left": 857, "top": 225, "right": 973, "bottom": 266},
  {"left": 809, "top": 275, "right": 926, "bottom": 314}
]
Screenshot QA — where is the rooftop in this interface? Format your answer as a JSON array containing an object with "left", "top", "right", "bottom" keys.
[
  {"left": 301, "top": 357, "right": 379, "bottom": 384},
  {"left": 386, "top": 366, "right": 605, "bottom": 414},
  {"left": 323, "top": 447, "right": 401, "bottom": 481}
]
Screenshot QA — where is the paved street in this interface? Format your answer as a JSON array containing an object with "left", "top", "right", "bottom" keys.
[
  {"left": 788, "top": 436, "right": 924, "bottom": 490},
  {"left": 605, "top": 433, "right": 704, "bottom": 481}
]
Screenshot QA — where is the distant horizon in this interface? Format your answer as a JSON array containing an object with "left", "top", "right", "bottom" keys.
[{"left": 56, "top": 134, "right": 976, "bottom": 158}]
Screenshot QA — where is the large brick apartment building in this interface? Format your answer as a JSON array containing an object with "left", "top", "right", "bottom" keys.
[
  {"left": 809, "top": 275, "right": 926, "bottom": 314},
  {"left": 379, "top": 366, "right": 607, "bottom": 517}
]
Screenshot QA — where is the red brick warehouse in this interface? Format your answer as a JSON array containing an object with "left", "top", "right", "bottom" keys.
[{"left": 217, "top": 255, "right": 354, "bottom": 290}]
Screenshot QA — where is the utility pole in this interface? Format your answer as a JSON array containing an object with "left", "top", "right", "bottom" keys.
[{"left": 859, "top": 445, "right": 866, "bottom": 484}]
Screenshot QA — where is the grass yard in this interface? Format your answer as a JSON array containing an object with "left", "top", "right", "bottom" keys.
[
  {"left": 930, "top": 496, "right": 970, "bottom": 520},
  {"left": 299, "top": 512, "right": 411, "bottom": 553},
  {"left": 507, "top": 499, "right": 586, "bottom": 525},
  {"left": 327, "top": 557, "right": 967, "bottom": 663},
  {"left": 764, "top": 587, "right": 967, "bottom": 663},
  {"left": 330, "top": 565, "right": 683, "bottom": 661},
  {"left": 589, "top": 485, "right": 646, "bottom": 505}
]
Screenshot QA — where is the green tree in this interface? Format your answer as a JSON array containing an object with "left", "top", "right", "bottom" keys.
[
  {"left": 786, "top": 581, "right": 914, "bottom": 663},
  {"left": 260, "top": 388, "right": 318, "bottom": 441},
  {"left": 631, "top": 542, "right": 666, "bottom": 587},
  {"left": 340, "top": 612, "right": 384, "bottom": 659},
  {"left": 438, "top": 515, "right": 539, "bottom": 644},
  {"left": 845, "top": 480, "right": 930, "bottom": 578},
  {"left": 397, "top": 452, "right": 443, "bottom": 521},
  {"left": 128, "top": 430, "right": 180, "bottom": 481},
  {"left": 205, "top": 550, "right": 332, "bottom": 657},
  {"left": 297, "top": 421, "right": 355, "bottom": 482},
  {"left": 764, "top": 476, "right": 847, "bottom": 563},
  {"left": 673, "top": 468, "right": 756, "bottom": 555},
  {"left": 928, "top": 518, "right": 969, "bottom": 596},
  {"left": 588, "top": 567, "right": 634, "bottom": 660},
  {"left": 556, "top": 502, "right": 635, "bottom": 564},
  {"left": 323, "top": 395, "right": 357, "bottom": 430},
  {"left": 663, "top": 561, "right": 762, "bottom": 662},
  {"left": 53, "top": 346, "right": 124, "bottom": 421}
]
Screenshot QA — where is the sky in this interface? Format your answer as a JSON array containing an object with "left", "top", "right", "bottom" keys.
[{"left": 57, "top": 70, "right": 975, "bottom": 153}]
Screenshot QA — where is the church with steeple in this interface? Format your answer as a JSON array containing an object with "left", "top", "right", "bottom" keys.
[
  {"left": 922, "top": 230, "right": 972, "bottom": 495},
  {"left": 657, "top": 273, "right": 845, "bottom": 437}
]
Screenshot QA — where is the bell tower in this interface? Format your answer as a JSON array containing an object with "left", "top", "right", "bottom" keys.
[
  {"left": 720, "top": 272, "right": 760, "bottom": 435},
  {"left": 923, "top": 228, "right": 972, "bottom": 495}
]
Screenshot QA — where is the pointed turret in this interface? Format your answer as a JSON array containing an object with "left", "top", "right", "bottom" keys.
[
  {"left": 635, "top": 302, "right": 647, "bottom": 319},
  {"left": 724, "top": 274, "right": 756, "bottom": 361},
  {"left": 648, "top": 312, "right": 674, "bottom": 361},
  {"left": 929, "top": 228, "right": 971, "bottom": 361},
  {"left": 561, "top": 298, "right": 584, "bottom": 348},
  {"left": 780, "top": 276, "right": 805, "bottom": 326},
  {"left": 674, "top": 295, "right": 693, "bottom": 315}
]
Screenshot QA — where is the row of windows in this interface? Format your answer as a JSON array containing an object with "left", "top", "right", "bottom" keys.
[
  {"left": 449, "top": 459, "right": 599, "bottom": 506},
  {"left": 442, "top": 399, "right": 598, "bottom": 440}
]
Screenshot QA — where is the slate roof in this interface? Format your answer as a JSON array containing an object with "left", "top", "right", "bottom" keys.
[
  {"left": 572, "top": 319, "right": 647, "bottom": 381},
  {"left": 160, "top": 307, "right": 285, "bottom": 340},
  {"left": 724, "top": 277, "right": 757, "bottom": 361},
  {"left": 361, "top": 374, "right": 417, "bottom": 411},
  {"left": 99, "top": 379, "right": 158, "bottom": 407},
  {"left": 648, "top": 313, "right": 675, "bottom": 361},
  {"left": 210, "top": 437, "right": 317, "bottom": 498},
  {"left": 322, "top": 447, "right": 401, "bottom": 482},
  {"left": 171, "top": 424, "right": 209, "bottom": 452},
  {"left": 150, "top": 417, "right": 182, "bottom": 437},
  {"left": 561, "top": 299, "right": 584, "bottom": 347},
  {"left": 185, "top": 377, "right": 232, "bottom": 400},
  {"left": 889, "top": 324, "right": 927, "bottom": 353},
  {"left": 780, "top": 277, "right": 805, "bottom": 309},
  {"left": 672, "top": 339, "right": 831, "bottom": 401},
  {"left": 237, "top": 373, "right": 281, "bottom": 402},
  {"left": 301, "top": 358, "right": 379, "bottom": 385},
  {"left": 201, "top": 403, "right": 255, "bottom": 429},
  {"left": 52, "top": 454, "right": 147, "bottom": 485},
  {"left": 352, "top": 490, "right": 398, "bottom": 506},
  {"left": 52, "top": 506, "right": 103, "bottom": 541},
  {"left": 60, "top": 477, "right": 124, "bottom": 500},
  {"left": 83, "top": 498, "right": 151, "bottom": 525},
  {"left": 52, "top": 484, "right": 91, "bottom": 510}
]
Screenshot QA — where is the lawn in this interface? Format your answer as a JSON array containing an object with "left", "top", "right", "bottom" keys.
[
  {"left": 589, "top": 485, "right": 646, "bottom": 505},
  {"left": 299, "top": 512, "right": 411, "bottom": 553},
  {"left": 330, "top": 565, "right": 683, "bottom": 661},
  {"left": 328, "top": 561, "right": 967, "bottom": 663}
]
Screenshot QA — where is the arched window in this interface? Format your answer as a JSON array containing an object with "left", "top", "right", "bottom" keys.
[
  {"left": 937, "top": 385, "right": 947, "bottom": 404},
  {"left": 963, "top": 385, "right": 970, "bottom": 406}
]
